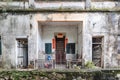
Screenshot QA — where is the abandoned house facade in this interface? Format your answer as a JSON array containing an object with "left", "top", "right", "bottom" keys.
[{"left": 0, "top": 0, "right": 120, "bottom": 69}]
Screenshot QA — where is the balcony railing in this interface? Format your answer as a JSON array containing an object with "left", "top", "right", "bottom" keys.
[
  {"left": 35, "top": 59, "right": 82, "bottom": 69},
  {"left": 35, "top": 52, "right": 82, "bottom": 69}
]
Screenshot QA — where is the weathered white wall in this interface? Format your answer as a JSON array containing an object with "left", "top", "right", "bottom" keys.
[
  {"left": 0, "top": 1, "right": 119, "bottom": 10},
  {"left": 42, "top": 26, "right": 77, "bottom": 49},
  {"left": 0, "top": 15, "right": 30, "bottom": 68},
  {"left": 0, "top": 14, "right": 38, "bottom": 68},
  {"left": 35, "top": 2, "right": 85, "bottom": 10},
  {"left": 91, "top": 2, "right": 119, "bottom": 9},
  {"left": 41, "top": 25, "right": 78, "bottom": 60},
  {"left": 78, "top": 22, "right": 83, "bottom": 55},
  {"left": 83, "top": 13, "right": 108, "bottom": 64},
  {"left": 0, "top": 2, "right": 29, "bottom": 9},
  {"left": 83, "top": 13, "right": 120, "bottom": 68},
  {"left": 37, "top": 24, "right": 44, "bottom": 60},
  {"left": 107, "top": 13, "right": 119, "bottom": 68},
  {"left": 35, "top": 13, "right": 120, "bottom": 68},
  {"left": 29, "top": 14, "right": 38, "bottom": 65},
  {"left": 0, "top": 12, "right": 119, "bottom": 68}
]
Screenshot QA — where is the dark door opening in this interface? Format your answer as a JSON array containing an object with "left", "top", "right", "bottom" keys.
[
  {"left": 92, "top": 37, "right": 103, "bottom": 67},
  {"left": 55, "top": 36, "right": 66, "bottom": 64},
  {"left": 17, "top": 39, "right": 28, "bottom": 68}
]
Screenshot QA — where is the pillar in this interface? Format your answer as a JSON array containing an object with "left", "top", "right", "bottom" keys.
[
  {"left": 29, "top": 0, "right": 35, "bottom": 8},
  {"left": 85, "top": 0, "right": 91, "bottom": 9}
]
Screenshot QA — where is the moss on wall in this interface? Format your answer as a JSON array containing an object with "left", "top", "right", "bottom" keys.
[
  {"left": 0, "top": 8, "right": 119, "bottom": 14},
  {"left": 0, "top": 69, "right": 119, "bottom": 80}
]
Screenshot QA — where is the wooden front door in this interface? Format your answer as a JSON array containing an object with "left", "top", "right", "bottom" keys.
[{"left": 55, "top": 36, "right": 66, "bottom": 64}]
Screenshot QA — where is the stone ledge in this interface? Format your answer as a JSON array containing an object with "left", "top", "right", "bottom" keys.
[
  {"left": 0, "top": 8, "right": 120, "bottom": 13},
  {"left": 0, "top": 69, "right": 120, "bottom": 80}
]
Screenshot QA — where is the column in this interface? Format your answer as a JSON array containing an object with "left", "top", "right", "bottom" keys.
[
  {"left": 85, "top": 0, "right": 91, "bottom": 9},
  {"left": 29, "top": 0, "right": 35, "bottom": 8}
]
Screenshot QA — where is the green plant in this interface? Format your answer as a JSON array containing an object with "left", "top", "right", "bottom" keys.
[{"left": 85, "top": 61, "right": 95, "bottom": 68}]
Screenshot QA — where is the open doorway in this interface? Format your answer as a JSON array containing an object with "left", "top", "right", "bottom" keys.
[
  {"left": 92, "top": 37, "right": 103, "bottom": 67},
  {"left": 16, "top": 38, "right": 28, "bottom": 68}
]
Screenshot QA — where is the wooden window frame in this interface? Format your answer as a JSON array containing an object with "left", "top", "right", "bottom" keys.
[
  {"left": 45, "top": 43, "right": 52, "bottom": 54},
  {"left": 92, "top": 36, "right": 104, "bottom": 67},
  {"left": 66, "top": 43, "right": 75, "bottom": 54}
]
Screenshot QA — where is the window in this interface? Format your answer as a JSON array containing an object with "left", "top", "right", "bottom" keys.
[
  {"left": 45, "top": 43, "right": 52, "bottom": 54},
  {"left": 92, "top": 37, "right": 103, "bottom": 67},
  {"left": 118, "top": 36, "right": 120, "bottom": 54},
  {"left": 0, "top": 37, "right": 1, "bottom": 55},
  {"left": 66, "top": 43, "right": 75, "bottom": 54}
]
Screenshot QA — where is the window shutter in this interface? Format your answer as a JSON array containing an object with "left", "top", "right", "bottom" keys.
[
  {"left": 66, "top": 43, "right": 75, "bottom": 54},
  {"left": 45, "top": 43, "right": 52, "bottom": 54}
]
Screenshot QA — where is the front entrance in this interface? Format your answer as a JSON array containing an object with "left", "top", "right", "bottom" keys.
[{"left": 55, "top": 35, "right": 66, "bottom": 64}]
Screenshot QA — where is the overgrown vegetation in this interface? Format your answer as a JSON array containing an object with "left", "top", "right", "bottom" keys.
[
  {"left": 85, "top": 61, "right": 95, "bottom": 68},
  {"left": 0, "top": 70, "right": 119, "bottom": 80}
]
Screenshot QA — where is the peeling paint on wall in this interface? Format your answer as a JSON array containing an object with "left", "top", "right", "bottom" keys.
[{"left": 0, "top": 12, "right": 119, "bottom": 69}]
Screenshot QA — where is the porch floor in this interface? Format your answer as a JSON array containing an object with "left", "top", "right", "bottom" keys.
[{"left": 55, "top": 64, "right": 66, "bottom": 69}]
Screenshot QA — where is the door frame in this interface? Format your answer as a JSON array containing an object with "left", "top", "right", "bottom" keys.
[
  {"left": 55, "top": 33, "right": 66, "bottom": 64},
  {"left": 92, "top": 36, "right": 104, "bottom": 67},
  {"left": 16, "top": 37, "right": 28, "bottom": 68}
]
